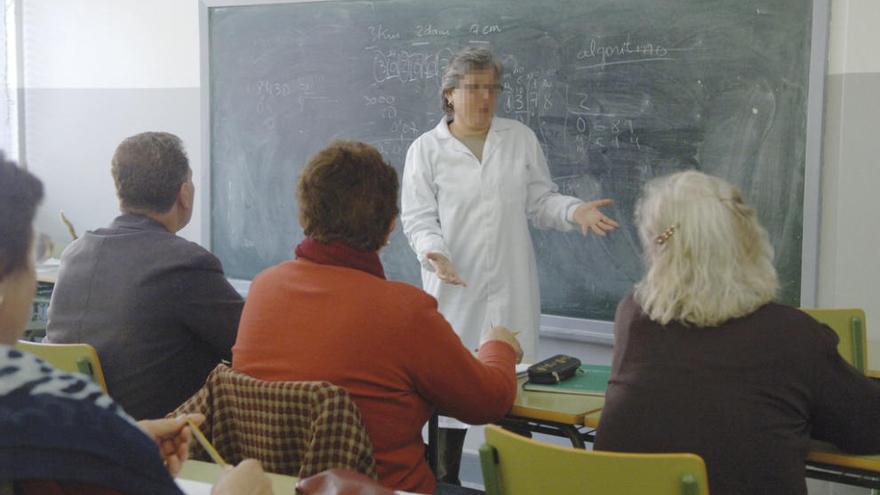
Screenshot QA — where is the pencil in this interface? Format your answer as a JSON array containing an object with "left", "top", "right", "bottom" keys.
[
  {"left": 489, "top": 321, "right": 520, "bottom": 337},
  {"left": 186, "top": 418, "right": 227, "bottom": 467},
  {"left": 473, "top": 327, "right": 520, "bottom": 352},
  {"left": 59, "top": 211, "right": 78, "bottom": 240}
]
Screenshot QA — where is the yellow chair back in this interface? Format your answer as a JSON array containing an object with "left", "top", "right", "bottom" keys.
[
  {"left": 16, "top": 340, "right": 108, "bottom": 392},
  {"left": 480, "top": 425, "right": 709, "bottom": 495},
  {"left": 800, "top": 308, "right": 867, "bottom": 373}
]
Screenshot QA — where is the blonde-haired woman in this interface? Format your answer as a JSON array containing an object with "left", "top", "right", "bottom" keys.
[{"left": 595, "top": 170, "right": 880, "bottom": 495}]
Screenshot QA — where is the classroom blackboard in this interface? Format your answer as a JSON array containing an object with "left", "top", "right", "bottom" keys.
[{"left": 205, "top": 0, "right": 816, "bottom": 322}]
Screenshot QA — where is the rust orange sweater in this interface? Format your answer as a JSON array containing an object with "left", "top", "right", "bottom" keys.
[{"left": 232, "top": 259, "right": 517, "bottom": 494}]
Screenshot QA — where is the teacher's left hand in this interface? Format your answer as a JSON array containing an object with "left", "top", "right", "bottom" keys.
[{"left": 573, "top": 199, "right": 619, "bottom": 237}]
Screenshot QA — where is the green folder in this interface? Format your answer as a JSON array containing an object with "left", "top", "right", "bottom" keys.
[{"left": 522, "top": 364, "right": 611, "bottom": 396}]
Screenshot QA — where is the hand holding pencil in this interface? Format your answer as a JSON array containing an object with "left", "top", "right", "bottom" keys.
[
  {"left": 186, "top": 417, "right": 226, "bottom": 466},
  {"left": 138, "top": 414, "right": 205, "bottom": 476},
  {"left": 139, "top": 414, "right": 272, "bottom": 494}
]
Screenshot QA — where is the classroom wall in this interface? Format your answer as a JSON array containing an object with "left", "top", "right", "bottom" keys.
[
  {"left": 0, "top": 5, "right": 12, "bottom": 155},
  {"left": 820, "top": 0, "right": 880, "bottom": 343},
  {"left": 22, "top": 1, "right": 880, "bottom": 345},
  {"left": 17, "top": 1, "right": 879, "bottom": 492},
  {"left": 21, "top": 0, "right": 202, "bottom": 243}
]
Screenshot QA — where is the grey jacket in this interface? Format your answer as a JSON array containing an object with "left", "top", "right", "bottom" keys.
[{"left": 46, "top": 213, "right": 243, "bottom": 419}]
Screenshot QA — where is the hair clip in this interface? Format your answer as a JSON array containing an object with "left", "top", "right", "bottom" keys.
[{"left": 655, "top": 224, "right": 679, "bottom": 245}]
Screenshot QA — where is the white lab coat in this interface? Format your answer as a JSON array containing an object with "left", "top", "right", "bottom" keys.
[{"left": 401, "top": 117, "right": 581, "bottom": 361}]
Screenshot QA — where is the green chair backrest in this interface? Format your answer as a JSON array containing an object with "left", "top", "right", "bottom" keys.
[
  {"left": 16, "top": 340, "right": 108, "bottom": 392},
  {"left": 800, "top": 308, "right": 867, "bottom": 373},
  {"left": 480, "top": 425, "right": 709, "bottom": 495}
]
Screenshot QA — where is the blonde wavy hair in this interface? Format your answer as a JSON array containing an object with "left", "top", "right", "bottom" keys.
[{"left": 634, "top": 170, "right": 778, "bottom": 327}]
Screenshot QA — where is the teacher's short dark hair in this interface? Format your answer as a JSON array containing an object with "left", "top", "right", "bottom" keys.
[
  {"left": 111, "top": 131, "right": 190, "bottom": 214},
  {"left": 297, "top": 141, "right": 399, "bottom": 252},
  {"left": 0, "top": 152, "right": 44, "bottom": 282}
]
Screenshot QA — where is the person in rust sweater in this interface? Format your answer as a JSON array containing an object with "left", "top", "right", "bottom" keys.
[
  {"left": 595, "top": 171, "right": 880, "bottom": 495},
  {"left": 232, "top": 140, "right": 522, "bottom": 495}
]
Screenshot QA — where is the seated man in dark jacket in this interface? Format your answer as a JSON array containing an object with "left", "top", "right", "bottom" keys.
[{"left": 46, "top": 131, "right": 243, "bottom": 419}]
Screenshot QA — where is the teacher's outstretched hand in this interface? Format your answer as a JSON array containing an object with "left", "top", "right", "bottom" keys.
[
  {"left": 573, "top": 199, "right": 619, "bottom": 237},
  {"left": 426, "top": 251, "right": 467, "bottom": 286}
]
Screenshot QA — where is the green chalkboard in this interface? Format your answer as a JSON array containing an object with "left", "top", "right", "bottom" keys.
[{"left": 205, "top": 0, "right": 817, "bottom": 322}]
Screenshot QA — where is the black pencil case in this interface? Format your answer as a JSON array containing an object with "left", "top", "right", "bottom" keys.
[{"left": 527, "top": 354, "right": 582, "bottom": 384}]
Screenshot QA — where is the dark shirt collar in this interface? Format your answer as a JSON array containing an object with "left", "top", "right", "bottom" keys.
[{"left": 110, "top": 213, "right": 170, "bottom": 233}]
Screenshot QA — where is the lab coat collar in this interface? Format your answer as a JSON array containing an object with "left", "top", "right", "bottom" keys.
[{"left": 434, "top": 116, "right": 513, "bottom": 140}]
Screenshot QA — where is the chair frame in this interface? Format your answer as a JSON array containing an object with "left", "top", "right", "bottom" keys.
[
  {"left": 15, "top": 340, "right": 108, "bottom": 391},
  {"left": 480, "top": 425, "right": 708, "bottom": 495}
]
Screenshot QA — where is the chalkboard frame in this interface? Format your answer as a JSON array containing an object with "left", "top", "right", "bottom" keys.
[{"left": 198, "top": 0, "right": 828, "bottom": 344}]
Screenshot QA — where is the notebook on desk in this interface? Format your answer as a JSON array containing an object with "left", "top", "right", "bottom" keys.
[
  {"left": 177, "top": 478, "right": 212, "bottom": 495},
  {"left": 522, "top": 364, "right": 611, "bottom": 396}
]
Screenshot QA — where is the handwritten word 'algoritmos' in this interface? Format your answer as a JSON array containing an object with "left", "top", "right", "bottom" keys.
[{"left": 576, "top": 38, "right": 669, "bottom": 65}]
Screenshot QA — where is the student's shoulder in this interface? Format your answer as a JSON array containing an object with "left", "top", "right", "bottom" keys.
[
  {"left": 757, "top": 302, "right": 822, "bottom": 329},
  {"left": 753, "top": 302, "right": 839, "bottom": 349},
  {"left": 376, "top": 281, "right": 456, "bottom": 341},
  {"left": 157, "top": 234, "right": 225, "bottom": 271},
  {"left": 248, "top": 260, "right": 297, "bottom": 287},
  {"left": 381, "top": 278, "right": 437, "bottom": 305}
]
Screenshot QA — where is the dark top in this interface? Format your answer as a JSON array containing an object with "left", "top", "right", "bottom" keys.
[
  {"left": 595, "top": 294, "right": 880, "bottom": 495},
  {"left": 0, "top": 345, "right": 183, "bottom": 495},
  {"left": 46, "top": 213, "right": 243, "bottom": 419}
]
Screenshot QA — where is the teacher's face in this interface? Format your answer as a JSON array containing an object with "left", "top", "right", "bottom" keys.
[{"left": 447, "top": 69, "right": 499, "bottom": 134}]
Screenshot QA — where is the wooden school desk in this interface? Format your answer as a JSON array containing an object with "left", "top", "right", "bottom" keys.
[
  {"left": 177, "top": 460, "right": 297, "bottom": 494},
  {"left": 36, "top": 266, "right": 58, "bottom": 284},
  {"left": 496, "top": 374, "right": 605, "bottom": 448},
  {"left": 25, "top": 266, "right": 60, "bottom": 341},
  {"left": 426, "top": 372, "right": 605, "bottom": 471},
  {"left": 806, "top": 442, "right": 880, "bottom": 489}
]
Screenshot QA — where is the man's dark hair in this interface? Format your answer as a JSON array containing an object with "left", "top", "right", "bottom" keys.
[{"left": 111, "top": 132, "right": 190, "bottom": 213}]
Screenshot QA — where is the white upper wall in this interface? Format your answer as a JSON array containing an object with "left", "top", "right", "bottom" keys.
[
  {"left": 22, "top": 0, "right": 199, "bottom": 89},
  {"left": 828, "top": 0, "right": 880, "bottom": 75},
  {"left": 22, "top": 0, "right": 202, "bottom": 245}
]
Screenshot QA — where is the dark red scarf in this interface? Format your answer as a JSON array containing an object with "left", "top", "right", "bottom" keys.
[{"left": 295, "top": 237, "right": 386, "bottom": 279}]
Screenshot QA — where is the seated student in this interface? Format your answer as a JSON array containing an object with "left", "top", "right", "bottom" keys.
[
  {"left": 232, "top": 140, "right": 522, "bottom": 495},
  {"left": 45, "top": 132, "right": 243, "bottom": 420},
  {"left": 0, "top": 155, "right": 270, "bottom": 495},
  {"left": 594, "top": 170, "right": 880, "bottom": 495}
]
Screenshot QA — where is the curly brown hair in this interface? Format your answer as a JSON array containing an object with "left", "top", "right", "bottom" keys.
[
  {"left": 0, "top": 153, "right": 44, "bottom": 282},
  {"left": 111, "top": 132, "right": 190, "bottom": 213},
  {"left": 297, "top": 141, "right": 399, "bottom": 251}
]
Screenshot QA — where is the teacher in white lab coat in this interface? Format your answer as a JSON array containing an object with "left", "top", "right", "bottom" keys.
[{"left": 401, "top": 47, "right": 619, "bottom": 363}]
